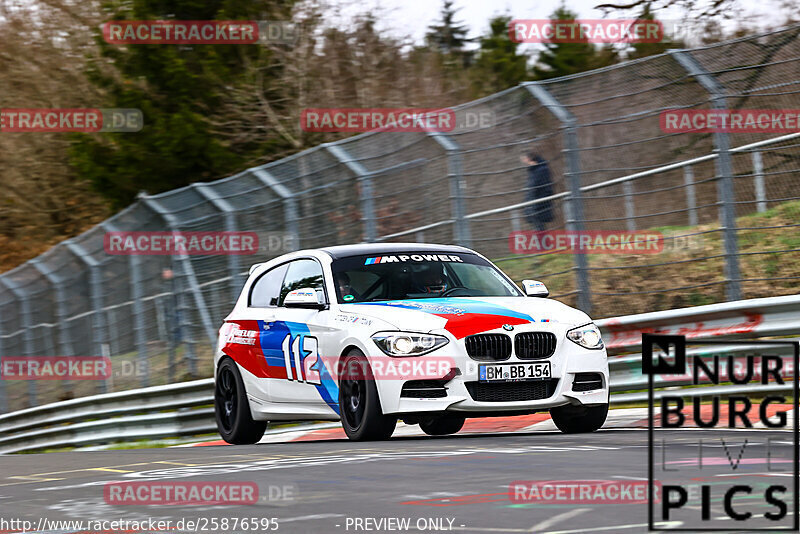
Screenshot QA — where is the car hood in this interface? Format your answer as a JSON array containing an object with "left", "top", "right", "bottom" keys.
[{"left": 340, "top": 297, "right": 591, "bottom": 339}]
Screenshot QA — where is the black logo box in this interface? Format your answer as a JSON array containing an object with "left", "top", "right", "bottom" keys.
[{"left": 643, "top": 334, "right": 800, "bottom": 532}]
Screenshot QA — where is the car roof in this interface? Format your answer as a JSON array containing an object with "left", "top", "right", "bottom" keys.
[{"left": 319, "top": 243, "right": 475, "bottom": 260}]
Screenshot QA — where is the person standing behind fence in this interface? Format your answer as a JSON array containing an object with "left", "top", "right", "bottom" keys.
[{"left": 521, "top": 152, "right": 554, "bottom": 231}]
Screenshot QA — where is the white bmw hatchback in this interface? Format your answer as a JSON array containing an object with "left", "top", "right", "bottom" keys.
[{"left": 214, "top": 243, "right": 609, "bottom": 443}]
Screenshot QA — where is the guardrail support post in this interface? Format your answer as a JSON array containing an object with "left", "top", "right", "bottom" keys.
[
  {"left": 139, "top": 195, "right": 217, "bottom": 371},
  {"left": 752, "top": 150, "right": 766, "bottom": 213},
  {"left": 251, "top": 169, "right": 300, "bottom": 251},
  {"left": 523, "top": 82, "right": 591, "bottom": 313},
  {"left": 427, "top": 132, "right": 472, "bottom": 247},
  {"left": 325, "top": 143, "right": 377, "bottom": 243},
  {"left": 65, "top": 241, "right": 110, "bottom": 393},
  {"left": 670, "top": 49, "right": 741, "bottom": 301},
  {"left": 684, "top": 166, "right": 698, "bottom": 226}
]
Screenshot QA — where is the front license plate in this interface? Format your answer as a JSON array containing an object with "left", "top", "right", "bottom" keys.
[{"left": 479, "top": 362, "right": 551, "bottom": 382}]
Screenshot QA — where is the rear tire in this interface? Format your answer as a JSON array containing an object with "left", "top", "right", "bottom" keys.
[
  {"left": 550, "top": 403, "right": 608, "bottom": 433},
  {"left": 339, "top": 349, "right": 397, "bottom": 441},
  {"left": 215, "top": 358, "right": 267, "bottom": 444},
  {"left": 420, "top": 415, "right": 465, "bottom": 436}
]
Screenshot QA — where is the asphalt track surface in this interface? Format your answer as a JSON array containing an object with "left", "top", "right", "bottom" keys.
[{"left": 0, "top": 425, "right": 796, "bottom": 534}]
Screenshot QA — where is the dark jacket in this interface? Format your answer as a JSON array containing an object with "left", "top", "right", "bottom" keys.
[{"left": 525, "top": 157, "right": 554, "bottom": 225}]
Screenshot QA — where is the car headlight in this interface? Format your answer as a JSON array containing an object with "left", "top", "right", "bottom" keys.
[
  {"left": 566, "top": 323, "right": 604, "bottom": 350},
  {"left": 371, "top": 332, "right": 449, "bottom": 356}
]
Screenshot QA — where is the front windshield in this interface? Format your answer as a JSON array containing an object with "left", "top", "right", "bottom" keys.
[{"left": 330, "top": 252, "right": 523, "bottom": 303}]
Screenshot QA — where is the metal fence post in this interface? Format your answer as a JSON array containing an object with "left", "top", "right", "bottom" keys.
[
  {"left": 193, "top": 184, "right": 245, "bottom": 302},
  {"left": 30, "top": 258, "right": 76, "bottom": 397},
  {"left": 427, "top": 132, "right": 472, "bottom": 247},
  {"left": 623, "top": 180, "right": 636, "bottom": 231},
  {"left": 0, "top": 307, "right": 5, "bottom": 413},
  {"left": 65, "top": 241, "right": 110, "bottom": 393},
  {"left": 325, "top": 143, "right": 377, "bottom": 243},
  {"left": 0, "top": 278, "right": 37, "bottom": 406},
  {"left": 251, "top": 169, "right": 300, "bottom": 251},
  {"left": 684, "top": 165, "right": 698, "bottom": 226},
  {"left": 173, "top": 257, "right": 197, "bottom": 377},
  {"left": 129, "top": 254, "right": 150, "bottom": 387},
  {"left": 103, "top": 222, "right": 150, "bottom": 387},
  {"left": 511, "top": 211, "right": 522, "bottom": 234},
  {"left": 752, "top": 150, "right": 766, "bottom": 213},
  {"left": 524, "top": 82, "right": 591, "bottom": 313},
  {"left": 139, "top": 195, "right": 217, "bottom": 374},
  {"left": 670, "top": 49, "right": 741, "bottom": 301}
]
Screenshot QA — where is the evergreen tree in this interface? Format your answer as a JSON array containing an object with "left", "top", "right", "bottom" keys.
[
  {"left": 532, "top": 5, "right": 618, "bottom": 80},
  {"left": 69, "top": 0, "right": 294, "bottom": 208},
  {"left": 425, "top": 0, "right": 473, "bottom": 67},
  {"left": 472, "top": 15, "right": 529, "bottom": 93}
]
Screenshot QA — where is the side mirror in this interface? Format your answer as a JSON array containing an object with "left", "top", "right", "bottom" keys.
[
  {"left": 284, "top": 287, "right": 326, "bottom": 309},
  {"left": 522, "top": 279, "right": 549, "bottom": 297}
]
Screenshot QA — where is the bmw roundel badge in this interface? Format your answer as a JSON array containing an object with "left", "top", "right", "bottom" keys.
[{"left": 502, "top": 324, "right": 514, "bottom": 331}]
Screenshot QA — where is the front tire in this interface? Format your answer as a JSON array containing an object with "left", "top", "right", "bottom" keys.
[
  {"left": 420, "top": 415, "right": 465, "bottom": 436},
  {"left": 339, "top": 349, "right": 397, "bottom": 441},
  {"left": 550, "top": 403, "right": 608, "bottom": 433},
  {"left": 215, "top": 358, "right": 267, "bottom": 444}
]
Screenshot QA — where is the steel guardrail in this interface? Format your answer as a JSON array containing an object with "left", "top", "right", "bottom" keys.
[{"left": 0, "top": 294, "right": 798, "bottom": 453}]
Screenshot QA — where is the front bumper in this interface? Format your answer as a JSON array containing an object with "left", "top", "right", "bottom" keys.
[{"left": 373, "top": 326, "right": 609, "bottom": 415}]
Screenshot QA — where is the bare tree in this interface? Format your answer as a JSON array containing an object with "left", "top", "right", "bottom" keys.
[{"left": 0, "top": 0, "right": 109, "bottom": 271}]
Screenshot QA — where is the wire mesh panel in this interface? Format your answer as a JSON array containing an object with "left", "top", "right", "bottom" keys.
[
  {"left": 341, "top": 131, "right": 453, "bottom": 244},
  {"left": 1, "top": 25, "right": 800, "bottom": 412},
  {"left": 265, "top": 149, "right": 362, "bottom": 248},
  {"left": 0, "top": 276, "right": 28, "bottom": 413},
  {"left": 687, "top": 27, "right": 800, "bottom": 300},
  {"left": 459, "top": 88, "right": 566, "bottom": 252}
]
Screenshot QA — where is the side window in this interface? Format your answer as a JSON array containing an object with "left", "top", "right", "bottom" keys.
[
  {"left": 249, "top": 263, "right": 289, "bottom": 307},
  {"left": 279, "top": 259, "right": 325, "bottom": 306}
]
